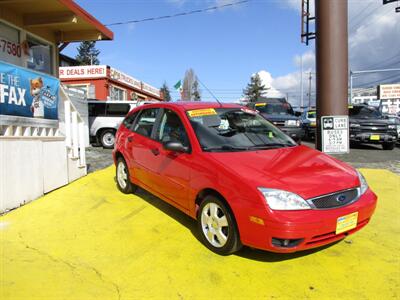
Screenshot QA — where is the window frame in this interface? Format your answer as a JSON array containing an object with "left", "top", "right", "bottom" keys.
[
  {"left": 132, "top": 107, "right": 161, "bottom": 139},
  {"left": 154, "top": 108, "right": 192, "bottom": 150},
  {"left": 0, "top": 19, "right": 57, "bottom": 76}
]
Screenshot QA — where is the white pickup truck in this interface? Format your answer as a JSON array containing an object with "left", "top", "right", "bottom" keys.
[{"left": 88, "top": 100, "right": 156, "bottom": 148}]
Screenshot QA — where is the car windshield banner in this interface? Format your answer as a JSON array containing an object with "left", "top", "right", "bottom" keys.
[{"left": 0, "top": 61, "right": 59, "bottom": 120}]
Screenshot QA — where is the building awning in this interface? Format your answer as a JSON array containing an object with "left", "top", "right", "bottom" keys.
[{"left": 0, "top": 0, "right": 113, "bottom": 42}]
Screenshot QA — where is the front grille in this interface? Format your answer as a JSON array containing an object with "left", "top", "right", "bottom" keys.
[
  {"left": 272, "top": 121, "right": 285, "bottom": 127},
  {"left": 308, "top": 189, "right": 359, "bottom": 209},
  {"left": 359, "top": 123, "right": 388, "bottom": 134}
]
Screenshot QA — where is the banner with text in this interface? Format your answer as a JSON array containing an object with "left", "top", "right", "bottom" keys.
[{"left": 0, "top": 61, "right": 59, "bottom": 119}]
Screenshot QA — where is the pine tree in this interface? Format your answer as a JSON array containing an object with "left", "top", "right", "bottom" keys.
[
  {"left": 75, "top": 41, "right": 100, "bottom": 65},
  {"left": 243, "top": 73, "right": 268, "bottom": 102},
  {"left": 160, "top": 82, "right": 171, "bottom": 102}
]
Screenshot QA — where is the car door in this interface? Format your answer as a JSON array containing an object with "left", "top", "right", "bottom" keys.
[
  {"left": 128, "top": 107, "right": 162, "bottom": 189},
  {"left": 149, "top": 109, "right": 192, "bottom": 210}
]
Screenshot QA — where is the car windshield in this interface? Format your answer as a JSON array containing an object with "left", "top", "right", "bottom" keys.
[
  {"left": 307, "top": 111, "right": 316, "bottom": 118},
  {"left": 254, "top": 102, "right": 294, "bottom": 115},
  {"left": 187, "top": 108, "right": 297, "bottom": 152},
  {"left": 349, "top": 106, "right": 381, "bottom": 118}
]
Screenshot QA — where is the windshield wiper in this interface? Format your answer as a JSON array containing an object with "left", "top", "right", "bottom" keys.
[
  {"left": 247, "top": 143, "right": 295, "bottom": 149},
  {"left": 202, "top": 145, "right": 249, "bottom": 152}
]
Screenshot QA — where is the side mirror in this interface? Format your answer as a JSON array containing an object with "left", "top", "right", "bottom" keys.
[
  {"left": 163, "top": 141, "right": 188, "bottom": 153},
  {"left": 294, "top": 111, "right": 302, "bottom": 117}
]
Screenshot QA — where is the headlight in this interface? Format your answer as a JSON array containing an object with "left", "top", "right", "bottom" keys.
[
  {"left": 285, "top": 120, "right": 301, "bottom": 127},
  {"left": 356, "top": 170, "right": 368, "bottom": 195},
  {"left": 350, "top": 123, "right": 360, "bottom": 128},
  {"left": 258, "top": 188, "right": 311, "bottom": 210},
  {"left": 388, "top": 125, "right": 396, "bottom": 129}
]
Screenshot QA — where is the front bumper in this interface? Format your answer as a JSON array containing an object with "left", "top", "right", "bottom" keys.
[
  {"left": 237, "top": 188, "right": 377, "bottom": 253},
  {"left": 350, "top": 132, "right": 396, "bottom": 144}
]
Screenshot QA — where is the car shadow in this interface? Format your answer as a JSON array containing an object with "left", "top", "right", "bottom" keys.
[{"left": 130, "top": 186, "right": 341, "bottom": 262}]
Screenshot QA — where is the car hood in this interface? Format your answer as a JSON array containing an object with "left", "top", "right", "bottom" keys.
[
  {"left": 349, "top": 117, "right": 390, "bottom": 125},
  {"left": 208, "top": 145, "right": 359, "bottom": 199}
]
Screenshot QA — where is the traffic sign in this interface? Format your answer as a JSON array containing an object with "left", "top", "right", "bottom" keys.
[{"left": 321, "top": 115, "right": 349, "bottom": 154}]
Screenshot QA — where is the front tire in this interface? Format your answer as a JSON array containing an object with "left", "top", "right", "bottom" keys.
[
  {"left": 100, "top": 129, "right": 116, "bottom": 149},
  {"left": 197, "top": 195, "right": 242, "bottom": 255},
  {"left": 382, "top": 142, "right": 395, "bottom": 150},
  {"left": 116, "top": 157, "right": 137, "bottom": 194}
]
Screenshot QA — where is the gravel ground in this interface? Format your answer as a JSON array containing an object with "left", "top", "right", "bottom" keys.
[{"left": 86, "top": 142, "right": 400, "bottom": 174}]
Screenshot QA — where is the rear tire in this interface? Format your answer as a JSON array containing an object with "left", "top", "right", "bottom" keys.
[
  {"left": 116, "top": 157, "right": 137, "bottom": 194},
  {"left": 100, "top": 129, "right": 116, "bottom": 149},
  {"left": 197, "top": 195, "right": 242, "bottom": 255},
  {"left": 382, "top": 142, "right": 395, "bottom": 150}
]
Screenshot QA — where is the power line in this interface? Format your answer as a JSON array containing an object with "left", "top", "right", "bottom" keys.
[
  {"left": 104, "top": 0, "right": 251, "bottom": 26},
  {"left": 355, "top": 73, "right": 400, "bottom": 87}
]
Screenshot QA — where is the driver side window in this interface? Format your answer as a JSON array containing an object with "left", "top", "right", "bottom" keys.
[{"left": 156, "top": 110, "right": 190, "bottom": 147}]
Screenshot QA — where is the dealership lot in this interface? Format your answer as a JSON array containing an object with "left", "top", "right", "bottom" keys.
[{"left": 1, "top": 165, "right": 399, "bottom": 299}]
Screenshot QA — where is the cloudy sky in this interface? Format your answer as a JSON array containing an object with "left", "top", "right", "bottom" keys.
[{"left": 66, "top": 0, "right": 400, "bottom": 104}]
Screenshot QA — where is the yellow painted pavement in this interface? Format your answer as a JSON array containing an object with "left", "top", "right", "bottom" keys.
[{"left": 0, "top": 167, "right": 399, "bottom": 300}]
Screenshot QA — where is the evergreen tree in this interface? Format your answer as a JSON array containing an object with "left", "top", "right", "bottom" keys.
[
  {"left": 75, "top": 41, "right": 100, "bottom": 65},
  {"left": 160, "top": 82, "right": 172, "bottom": 101},
  {"left": 243, "top": 73, "right": 268, "bottom": 102}
]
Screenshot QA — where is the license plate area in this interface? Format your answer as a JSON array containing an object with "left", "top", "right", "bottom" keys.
[
  {"left": 336, "top": 212, "right": 358, "bottom": 234},
  {"left": 370, "top": 135, "right": 380, "bottom": 140}
]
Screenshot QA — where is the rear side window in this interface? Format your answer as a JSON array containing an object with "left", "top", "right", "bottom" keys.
[
  {"left": 133, "top": 108, "right": 159, "bottom": 137},
  {"left": 106, "top": 104, "right": 131, "bottom": 116},
  {"left": 88, "top": 103, "right": 106, "bottom": 117},
  {"left": 122, "top": 112, "right": 138, "bottom": 130}
]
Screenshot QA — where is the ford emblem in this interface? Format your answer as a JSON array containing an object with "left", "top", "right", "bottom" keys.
[{"left": 336, "top": 194, "right": 347, "bottom": 202}]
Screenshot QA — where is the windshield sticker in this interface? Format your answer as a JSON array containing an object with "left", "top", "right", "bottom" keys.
[
  {"left": 268, "top": 132, "right": 274, "bottom": 138},
  {"left": 187, "top": 108, "right": 217, "bottom": 118},
  {"left": 255, "top": 103, "right": 266, "bottom": 107},
  {"left": 218, "top": 119, "right": 230, "bottom": 130}
]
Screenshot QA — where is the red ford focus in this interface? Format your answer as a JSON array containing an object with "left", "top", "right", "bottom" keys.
[{"left": 112, "top": 102, "right": 377, "bottom": 255}]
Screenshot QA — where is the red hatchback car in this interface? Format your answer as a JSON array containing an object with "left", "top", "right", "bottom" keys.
[{"left": 113, "top": 102, "right": 377, "bottom": 255}]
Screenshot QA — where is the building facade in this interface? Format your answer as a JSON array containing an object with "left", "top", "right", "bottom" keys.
[
  {"left": 0, "top": 0, "right": 113, "bottom": 213},
  {"left": 59, "top": 65, "right": 163, "bottom": 101}
]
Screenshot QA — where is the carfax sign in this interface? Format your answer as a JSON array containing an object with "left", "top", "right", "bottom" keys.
[
  {"left": 321, "top": 115, "right": 349, "bottom": 154},
  {"left": 0, "top": 61, "right": 59, "bottom": 119}
]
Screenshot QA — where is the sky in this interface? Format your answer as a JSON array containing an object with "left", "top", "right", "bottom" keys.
[{"left": 63, "top": 0, "right": 400, "bottom": 104}]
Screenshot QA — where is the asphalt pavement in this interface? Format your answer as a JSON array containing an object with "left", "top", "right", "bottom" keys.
[{"left": 86, "top": 142, "right": 400, "bottom": 174}]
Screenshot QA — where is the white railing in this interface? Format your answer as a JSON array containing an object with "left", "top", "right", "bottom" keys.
[
  {"left": 0, "top": 115, "right": 61, "bottom": 138},
  {"left": 61, "top": 88, "right": 86, "bottom": 167}
]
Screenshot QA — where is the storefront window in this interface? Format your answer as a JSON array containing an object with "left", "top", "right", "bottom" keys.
[
  {"left": 26, "top": 35, "right": 53, "bottom": 75},
  {"left": 0, "top": 21, "right": 21, "bottom": 66},
  {"left": 110, "top": 85, "right": 126, "bottom": 100}
]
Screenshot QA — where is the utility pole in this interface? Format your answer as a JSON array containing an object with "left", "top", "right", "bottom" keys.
[
  {"left": 315, "top": 0, "right": 348, "bottom": 151},
  {"left": 300, "top": 56, "right": 304, "bottom": 109},
  {"left": 308, "top": 71, "right": 312, "bottom": 109}
]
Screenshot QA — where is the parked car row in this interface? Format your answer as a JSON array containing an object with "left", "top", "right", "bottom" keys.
[{"left": 88, "top": 99, "right": 399, "bottom": 151}]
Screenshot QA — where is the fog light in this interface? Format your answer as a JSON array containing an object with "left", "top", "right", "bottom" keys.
[{"left": 272, "top": 238, "right": 304, "bottom": 248}]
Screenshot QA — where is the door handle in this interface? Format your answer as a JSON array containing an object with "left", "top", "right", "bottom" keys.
[
  {"left": 151, "top": 148, "right": 160, "bottom": 156},
  {"left": 128, "top": 136, "right": 134, "bottom": 142}
]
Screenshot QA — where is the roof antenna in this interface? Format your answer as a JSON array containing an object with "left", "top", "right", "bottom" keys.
[{"left": 197, "top": 77, "right": 223, "bottom": 107}]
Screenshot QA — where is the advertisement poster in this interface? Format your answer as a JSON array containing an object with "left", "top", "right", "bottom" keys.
[{"left": 0, "top": 61, "right": 59, "bottom": 119}]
